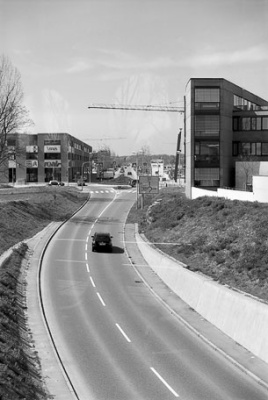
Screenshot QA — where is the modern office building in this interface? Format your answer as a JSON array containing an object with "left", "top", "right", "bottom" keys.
[
  {"left": 3, "top": 132, "right": 92, "bottom": 184},
  {"left": 185, "top": 78, "right": 268, "bottom": 198}
]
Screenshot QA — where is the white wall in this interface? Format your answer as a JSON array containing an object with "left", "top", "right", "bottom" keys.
[
  {"left": 136, "top": 231, "right": 268, "bottom": 365},
  {"left": 191, "top": 176, "right": 268, "bottom": 203}
]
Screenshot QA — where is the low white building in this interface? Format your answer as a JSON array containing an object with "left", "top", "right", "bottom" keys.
[{"left": 151, "top": 159, "right": 164, "bottom": 177}]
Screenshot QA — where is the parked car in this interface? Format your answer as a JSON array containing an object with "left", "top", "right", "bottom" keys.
[
  {"left": 92, "top": 232, "right": 113, "bottom": 252},
  {"left": 48, "top": 180, "right": 65, "bottom": 186},
  {"left": 48, "top": 180, "right": 60, "bottom": 186}
]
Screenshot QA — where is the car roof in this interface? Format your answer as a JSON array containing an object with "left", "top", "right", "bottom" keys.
[{"left": 94, "top": 232, "right": 111, "bottom": 236}]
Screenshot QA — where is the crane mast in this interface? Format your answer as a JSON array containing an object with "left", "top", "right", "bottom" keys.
[{"left": 88, "top": 103, "right": 184, "bottom": 113}]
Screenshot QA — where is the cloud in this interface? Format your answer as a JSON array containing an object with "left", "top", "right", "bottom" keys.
[
  {"left": 97, "top": 44, "right": 268, "bottom": 73},
  {"left": 186, "top": 45, "right": 268, "bottom": 68},
  {"left": 66, "top": 60, "right": 92, "bottom": 73}
]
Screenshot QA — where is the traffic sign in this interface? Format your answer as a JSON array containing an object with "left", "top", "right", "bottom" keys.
[{"left": 139, "top": 175, "right": 159, "bottom": 194}]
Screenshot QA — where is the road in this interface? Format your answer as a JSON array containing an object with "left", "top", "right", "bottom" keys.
[{"left": 41, "top": 185, "right": 268, "bottom": 400}]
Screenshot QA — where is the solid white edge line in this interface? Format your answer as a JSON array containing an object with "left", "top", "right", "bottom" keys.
[
  {"left": 150, "top": 367, "right": 179, "bottom": 398},
  {"left": 115, "top": 323, "right": 131, "bottom": 343},
  {"left": 97, "top": 292, "right": 106, "bottom": 306},
  {"left": 90, "top": 276, "right": 96, "bottom": 287}
]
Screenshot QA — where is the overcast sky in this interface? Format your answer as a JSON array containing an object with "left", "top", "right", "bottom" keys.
[{"left": 1, "top": 0, "right": 268, "bottom": 156}]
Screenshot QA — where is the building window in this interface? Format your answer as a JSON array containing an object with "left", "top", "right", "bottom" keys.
[
  {"left": 195, "top": 141, "right": 219, "bottom": 165},
  {"left": 26, "top": 153, "right": 38, "bottom": 160},
  {"left": 195, "top": 115, "right": 219, "bottom": 137},
  {"left": 233, "top": 95, "right": 260, "bottom": 111},
  {"left": 241, "top": 143, "right": 251, "bottom": 155},
  {"left": 262, "top": 117, "right": 268, "bottom": 130},
  {"left": 241, "top": 117, "right": 251, "bottom": 130},
  {"left": 262, "top": 143, "right": 268, "bottom": 155},
  {"left": 233, "top": 116, "right": 264, "bottom": 131},
  {"left": 44, "top": 140, "right": 61, "bottom": 145},
  {"left": 251, "top": 117, "right": 262, "bottom": 130},
  {"left": 44, "top": 153, "right": 61, "bottom": 160},
  {"left": 233, "top": 142, "right": 263, "bottom": 156},
  {"left": 194, "top": 168, "right": 220, "bottom": 187},
  {"left": 195, "top": 88, "right": 220, "bottom": 111},
  {"left": 195, "top": 88, "right": 220, "bottom": 102}
]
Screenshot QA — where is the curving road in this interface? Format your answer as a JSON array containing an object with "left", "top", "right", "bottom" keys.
[{"left": 41, "top": 186, "right": 268, "bottom": 400}]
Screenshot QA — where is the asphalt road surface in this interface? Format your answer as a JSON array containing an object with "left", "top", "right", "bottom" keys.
[{"left": 40, "top": 186, "right": 268, "bottom": 400}]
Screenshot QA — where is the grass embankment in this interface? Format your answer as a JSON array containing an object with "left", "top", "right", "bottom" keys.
[
  {"left": 0, "top": 186, "right": 88, "bottom": 400},
  {"left": 128, "top": 187, "right": 268, "bottom": 302}
]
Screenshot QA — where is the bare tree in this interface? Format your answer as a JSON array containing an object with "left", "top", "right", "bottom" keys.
[{"left": 0, "top": 55, "right": 32, "bottom": 167}]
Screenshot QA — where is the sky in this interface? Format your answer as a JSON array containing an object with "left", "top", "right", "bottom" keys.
[{"left": 1, "top": 0, "right": 268, "bottom": 156}]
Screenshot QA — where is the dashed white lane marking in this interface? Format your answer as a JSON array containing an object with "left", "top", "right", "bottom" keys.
[
  {"left": 97, "top": 292, "right": 106, "bottom": 306},
  {"left": 115, "top": 323, "right": 131, "bottom": 343},
  {"left": 150, "top": 368, "right": 179, "bottom": 397},
  {"left": 90, "top": 276, "right": 96, "bottom": 288},
  {"left": 86, "top": 263, "right": 90, "bottom": 272}
]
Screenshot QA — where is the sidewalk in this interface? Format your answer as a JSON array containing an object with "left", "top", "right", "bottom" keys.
[{"left": 124, "top": 223, "right": 268, "bottom": 392}]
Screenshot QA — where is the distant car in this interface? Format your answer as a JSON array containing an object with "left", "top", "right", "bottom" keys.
[
  {"left": 48, "top": 180, "right": 60, "bottom": 186},
  {"left": 92, "top": 232, "right": 113, "bottom": 252}
]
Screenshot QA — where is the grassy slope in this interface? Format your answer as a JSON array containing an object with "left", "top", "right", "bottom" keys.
[
  {"left": 127, "top": 187, "right": 268, "bottom": 302},
  {"left": 0, "top": 187, "right": 88, "bottom": 400},
  {"left": 0, "top": 187, "right": 88, "bottom": 254}
]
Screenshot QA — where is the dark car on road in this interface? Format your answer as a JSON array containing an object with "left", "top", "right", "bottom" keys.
[
  {"left": 48, "top": 180, "right": 65, "bottom": 186},
  {"left": 92, "top": 232, "right": 113, "bottom": 252}
]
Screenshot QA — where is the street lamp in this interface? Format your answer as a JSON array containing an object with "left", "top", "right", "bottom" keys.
[
  {"left": 177, "top": 150, "right": 181, "bottom": 186},
  {"left": 132, "top": 150, "right": 143, "bottom": 209},
  {"left": 80, "top": 161, "right": 91, "bottom": 191}
]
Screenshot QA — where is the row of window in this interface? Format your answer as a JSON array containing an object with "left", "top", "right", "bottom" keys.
[
  {"left": 233, "top": 116, "right": 268, "bottom": 131},
  {"left": 233, "top": 142, "right": 268, "bottom": 156},
  {"left": 194, "top": 140, "right": 268, "bottom": 157},
  {"left": 233, "top": 95, "right": 261, "bottom": 111}
]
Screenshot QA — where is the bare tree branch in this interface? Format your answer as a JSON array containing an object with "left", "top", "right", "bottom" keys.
[{"left": 0, "top": 55, "right": 33, "bottom": 167}]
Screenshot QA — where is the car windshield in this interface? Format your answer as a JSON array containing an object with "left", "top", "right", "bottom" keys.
[{"left": 96, "top": 235, "right": 110, "bottom": 242}]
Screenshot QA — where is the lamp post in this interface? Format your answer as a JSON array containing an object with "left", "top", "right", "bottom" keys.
[
  {"left": 80, "top": 161, "right": 91, "bottom": 191},
  {"left": 177, "top": 150, "right": 181, "bottom": 186},
  {"left": 132, "top": 150, "right": 142, "bottom": 209}
]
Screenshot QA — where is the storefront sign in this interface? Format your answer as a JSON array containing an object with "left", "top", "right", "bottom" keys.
[
  {"left": 26, "top": 145, "right": 38, "bottom": 153},
  {"left": 8, "top": 160, "right": 16, "bottom": 168},
  {"left": 44, "top": 160, "right": 61, "bottom": 168},
  {"left": 25, "top": 160, "right": 38, "bottom": 168},
  {"left": 44, "top": 145, "right": 61, "bottom": 153}
]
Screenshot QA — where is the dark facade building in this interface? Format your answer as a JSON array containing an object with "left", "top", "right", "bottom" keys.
[
  {"left": 185, "top": 78, "right": 268, "bottom": 198},
  {"left": 4, "top": 132, "right": 92, "bottom": 184}
]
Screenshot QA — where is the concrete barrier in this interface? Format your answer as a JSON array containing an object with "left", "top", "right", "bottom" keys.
[{"left": 136, "top": 231, "right": 268, "bottom": 365}]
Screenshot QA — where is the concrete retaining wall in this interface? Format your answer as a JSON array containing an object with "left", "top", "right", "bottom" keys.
[{"left": 136, "top": 231, "right": 268, "bottom": 365}]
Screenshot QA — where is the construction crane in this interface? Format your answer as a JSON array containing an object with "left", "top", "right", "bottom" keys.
[
  {"left": 88, "top": 102, "right": 185, "bottom": 182},
  {"left": 84, "top": 136, "right": 126, "bottom": 141},
  {"left": 88, "top": 103, "right": 184, "bottom": 113}
]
